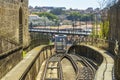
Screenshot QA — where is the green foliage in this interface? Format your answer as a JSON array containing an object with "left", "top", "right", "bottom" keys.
[
  {"left": 34, "top": 12, "right": 58, "bottom": 21},
  {"left": 50, "top": 8, "right": 65, "bottom": 15},
  {"left": 81, "top": 14, "right": 94, "bottom": 21},
  {"left": 66, "top": 12, "right": 81, "bottom": 21},
  {"left": 99, "top": 20, "right": 109, "bottom": 39},
  {"left": 67, "top": 12, "right": 93, "bottom": 21}
]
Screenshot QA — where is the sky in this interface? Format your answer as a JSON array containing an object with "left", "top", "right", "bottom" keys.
[{"left": 29, "top": 0, "right": 99, "bottom": 9}]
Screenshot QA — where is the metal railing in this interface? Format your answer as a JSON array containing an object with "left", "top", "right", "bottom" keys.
[
  {"left": 29, "top": 28, "right": 91, "bottom": 36},
  {"left": 28, "top": 32, "right": 49, "bottom": 51}
]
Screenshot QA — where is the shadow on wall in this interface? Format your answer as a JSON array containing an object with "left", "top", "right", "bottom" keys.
[{"left": 68, "top": 45, "right": 103, "bottom": 66}]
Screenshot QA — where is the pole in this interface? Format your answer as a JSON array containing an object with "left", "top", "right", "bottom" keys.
[
  {"left": 72, "top": 20, "right": 75, "bottom": 45},
  {"left": 95, "top": 13, "right": 97, "bottom": 38},
  {"left": 86, "top": 16, "right": 87, "bottom": 44},
  {"left": 96, "top": 13, "right": 98, "bottom": 38},
  {"left": 58, "top": 20, "right": 60, "bottom": 33},
  {"left": 73, "top": 21, "right": 75, "bottom": 38}
]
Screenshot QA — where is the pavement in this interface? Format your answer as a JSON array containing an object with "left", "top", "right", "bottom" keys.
[
  {"left": 1, "top": 45, "right": 47, "bottom": 80},
  {"left": 84, "top": 44, "right": 114, "bottom": 80}
]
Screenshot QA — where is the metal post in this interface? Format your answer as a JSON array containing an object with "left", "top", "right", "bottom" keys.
[
  {"left": 95, "top": 13, "right": 98, "bottom": 38},
  {"left": 58, "top": 21, "right": 60, "bottom": 33},
  {"left": 72, "top": 20, "right": 75, "bottom": 44},
  {"left": 79, "top": 18, "right": 82, "bottom": 44},
  {"left": 96, "top": 13, "right": 98, "bottom": 38},
  {"left": 91, "top": 14, "right": 94, "bottom": 45},
  {"left": 86, "top": 16, "right": 87, "bottom": 44}
]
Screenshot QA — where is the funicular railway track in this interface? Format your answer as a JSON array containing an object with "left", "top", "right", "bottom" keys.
[
  {"left": 41, "top": 54, "right": 64, "bottom": 80},
  {"left": 68, "top": 54, "right": 96, "bottom": 80},
  {"left": 41, "top": 53, "right": 96, "bottom": 80},
  {"left": 76, "top": 56, "right": 96, "bottom": 80}
]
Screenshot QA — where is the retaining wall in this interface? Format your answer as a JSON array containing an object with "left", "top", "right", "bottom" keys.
[
  {"left": 68, "top": 44, "right": 114, "bottom": 80},
  {"left": 1, "top": 45, "right": 55, "bottom": 80}
]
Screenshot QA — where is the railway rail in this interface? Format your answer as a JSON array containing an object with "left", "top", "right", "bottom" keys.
[
  {"left": 41, "top": 54, "right": 64, "bottom": 80},
  {"left": 41, "top": 53, "right": 97, "bottom": 80},
  {"left": 76, "top": 56, "right": 96, "bottom": 80}
]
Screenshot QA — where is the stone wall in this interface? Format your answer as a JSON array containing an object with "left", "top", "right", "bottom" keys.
[
  {"left": 0, "top": 0, "right": 30, "bottom": 47},
  {"left": 0, "top": 46, "right": 22, "bottom": 79},
  {"left": 0, "top": 37, "right": 16, "bottom": 53},
  {"left": 68, "top": 45, "right": 114, "bottom": 80},
  {"left": 109, "top": 2, "right": 120, "bottom": 79},
  {"left": 68, "top": 45, "right": 103, "bottom": 67},
  {"left": 0, "top": 0, "right": 31, "bottom": 79},
  {"left": 1, "top": 45, "right": 55, "bottom": 80},
  {"left": 24, "top": 46, "right": 54, "bottom": 80},
  {"left": 109, "top": 2, "right": 120, "bottom": 43}
]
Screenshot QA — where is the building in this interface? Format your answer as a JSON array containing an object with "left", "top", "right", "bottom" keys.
[{"left": 0, "top": 0, "right": 30, "bottom": 47}]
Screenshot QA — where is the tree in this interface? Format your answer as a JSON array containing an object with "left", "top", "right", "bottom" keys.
[
  {"left": 81, "top": 14, "right": 92, "bottom": 21},
  {"left": 34, "top": 12, "right": 58, "bottom": 21},
  {"left": 50, "top": 8, "right": 65, "bottom": 15},
  {"left": 67, "top": 12, "right": 94, "bottom": 22},
  {"left": 99, "top": 20, "right": 109, "bottom": 39},
  {"left": 97, "top": 0, "right": 118, "bottom": 9},
  {"left": 66, "top": 12, "right": 81, "bottom": 21}
]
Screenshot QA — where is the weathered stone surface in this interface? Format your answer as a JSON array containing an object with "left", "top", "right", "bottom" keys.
[
  {"left": 1, "top": 45, "right": 55, "bottom": 80},
  {"left": 0, "top": 0, "right": 30, "bottom": 79},
  {"left": 109, "top": 2, "right": 120, "bottom": 79},
  {"left": 0, "top": 0, "right": 30, "bottom": 47}
]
